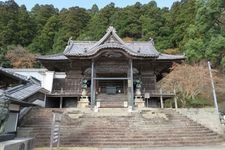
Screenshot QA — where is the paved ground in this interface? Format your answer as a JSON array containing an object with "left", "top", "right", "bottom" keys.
[
  {"left": 101, "top": 145, "right": 225, "bottom": 150},
  {"left": 35, "top": 144, "right": 225, "bottom": 150}
]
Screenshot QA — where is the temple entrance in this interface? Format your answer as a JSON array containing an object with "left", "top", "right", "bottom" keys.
[
  {"left": 85, "top": 50, "right": 135, "bottom": 108},
  {"left": 95, "top": 79, "right": 128, "bottom": 108},
  {"left": 97, "top": 80, "right": 127, "bottom": 94}
]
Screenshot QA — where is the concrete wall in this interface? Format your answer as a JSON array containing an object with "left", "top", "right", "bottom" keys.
[
  {"left": 43, "top": 71, "right": 54, "bottom": 92},
  {"left": 176, "top": 108, "right": 225, "bottom": 135}
]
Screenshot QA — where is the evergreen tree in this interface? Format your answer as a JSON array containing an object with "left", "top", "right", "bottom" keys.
[
  {"left": 29, "top": 15, "right": 60, "bottom": 54},
  {"left": 53, "top": 7, "right": 90, "bottom": 51},
  {"left": 78, "top": 3, "right": 118, "bottom": 40}
]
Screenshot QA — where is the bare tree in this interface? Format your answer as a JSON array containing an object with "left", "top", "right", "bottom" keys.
[
  {"left": 5, "top": 45, "right": 37, "bottom": 68},
  {"left": 160, "top": 63, "right": 224, "bottom": 107}
]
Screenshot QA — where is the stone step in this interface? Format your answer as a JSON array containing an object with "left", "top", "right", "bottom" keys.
[{"left": 19, "top": 108, "right": 224, "bottom": 148}]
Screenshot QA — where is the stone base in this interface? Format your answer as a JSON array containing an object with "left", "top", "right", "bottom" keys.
[
  {"left": 94, "top": 106, "right": 99, "bottom": 112},
  {"left": 96, "top": 102, "right": 100, "bottom": 108},
  {"left": 128, "top": 106, "right": 133, "bottom": 112},
  {"left": 78, "top": 96, "right": 89, "bottom": 108},
  {"left": 135, "top": 97, "right": 145, "bottom": 108},
  {"left": 0, "top": 138, "right": 34, "bottom": 150},
  {"left": 124, "top": 101, "right": 128, "bottom": 108}
]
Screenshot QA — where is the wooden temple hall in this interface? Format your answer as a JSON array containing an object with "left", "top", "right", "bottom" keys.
[{"left": 38, "top": 26, "right": 184, "bottom": 109}]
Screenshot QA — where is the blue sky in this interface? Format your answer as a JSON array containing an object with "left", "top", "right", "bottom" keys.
[{"left": 12, "top": 0, "right": 179, "bottom": 10}]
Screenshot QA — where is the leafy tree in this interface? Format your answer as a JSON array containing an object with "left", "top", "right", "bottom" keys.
[
  {"left": 53, "top": 7, "right": 90, "bottom": 52},
  {"left": 112, "top": 2, "right": 143, "bottom": 39},
  {"left": 78, "top": 3, "right": 118, "bottom": 40},
  {"left": 0, "top": 0, "right": 225, "bottom": 71},
  {"left": 30, "top": 4, "right": 58, "bottom": 34},
  {"left": 0, "top": 0, "right": 20, "bottom": 47},
  {"left": 206, "top": 35, "right": 225, "bottom": 67},
  {"left": 17, "top": 5, "right": 36, "bottom": 46},
  {"left": 90, "top": 4, "right": 99, "bottom": 15},
  {"left": 29, "top": 15, "right": 60, "bottom": 54}
]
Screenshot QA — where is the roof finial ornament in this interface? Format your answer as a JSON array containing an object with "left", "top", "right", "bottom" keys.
[
  {"left": 67, "top": 37, "right": 73, "bottom": 45},
  {"left": 107, "top": 26, "right": 116, "bottom": 33},
  {"left": 149, "top": 37, "right": 154, "bottom": 45}
]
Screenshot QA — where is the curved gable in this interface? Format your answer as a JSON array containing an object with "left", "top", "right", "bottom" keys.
[{"left": 64, "top": 26, "right": 159, "bottom": 58}]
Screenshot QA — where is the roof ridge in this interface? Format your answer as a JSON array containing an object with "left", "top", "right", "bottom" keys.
[{"left": 72, "top": 41, "right": 97, "bottom": 43}]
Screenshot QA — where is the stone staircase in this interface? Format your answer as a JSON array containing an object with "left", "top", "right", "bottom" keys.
[
  {"left": 96, "top": 93, "right": 127, "bottom": 108},
  {"left": 18, "top": 108, "right": 224, "bottom": 148}
]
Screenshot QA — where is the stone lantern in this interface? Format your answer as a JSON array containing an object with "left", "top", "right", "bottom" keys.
[{"left": 134, "top": 80, "right": 145, "bottom": 108}]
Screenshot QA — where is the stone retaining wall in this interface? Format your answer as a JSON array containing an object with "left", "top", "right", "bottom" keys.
[{"left": 176, "top": 108, "right": 225, "bottom": 134}]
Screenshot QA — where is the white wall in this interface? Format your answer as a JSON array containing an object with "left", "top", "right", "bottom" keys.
[
  {"left": 6, "top": 69, "right": 66, "bottom": 92},
  {"left": 43, "top": 71, "right": 54, "bottom": 92}
]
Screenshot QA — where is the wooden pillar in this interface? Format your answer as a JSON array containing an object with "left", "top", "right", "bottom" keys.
[
  {"left": 160, "top": 89, "right": 164, "bottom": 108},
  {"left": 60, "top": 97, "right": 63, "bottom": 109},
  {"left": 123, "top": 80, "right": 126, "bottom": 94},
  {"left": 174, "top": 89, "right": 178, "bottom": 109},
  {"left": 128, "top": 59, "right": 134, "bottom": 108},
  {"left": 91, "top": 61, "right": 96, "bottom": 109},
  {"left": 44, "top": 94, "right": 47, "bottom": 108},
  {"left": 60, "top": 88, "right": 63, "bottom": 109}
]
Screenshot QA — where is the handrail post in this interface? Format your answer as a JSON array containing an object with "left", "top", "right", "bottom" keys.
[
  {"left": 208, "top": 61, "right": 219, "bottom": 114},
  {"left": 160, "top": 89, "right": 164, "bottom": 108},
  {"left": 174, "top": 88, "right": 178, "bottom": 109}
]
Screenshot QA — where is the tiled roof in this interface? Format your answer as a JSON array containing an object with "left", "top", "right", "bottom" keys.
[
  {"left": 0, "top": 67, "right": 48, "bottom": 103},
  {"left": 0, "top": 94, "right": 35, "bottom": 107},
  {"left": 37, "top": 51, "right": 185, "bottom": 61},
  {"left": 63, "top": 26, "right": 159, "bottom": 58},
  {"left": 37, "top": 53, "right": 68, "bottom": 60},
  {"left": 0, "top": 67, "right": 28, "bottom": 82},
  {"left": 5, "top": 83, "right": 43, "bottom": 101},
  {"left": 64, "top": 42, "right": 159, "bottom": 57}
]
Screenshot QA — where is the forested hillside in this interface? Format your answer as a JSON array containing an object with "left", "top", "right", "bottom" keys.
[{"left": 0, "top": 0, "right": 225, "bottom": 70}]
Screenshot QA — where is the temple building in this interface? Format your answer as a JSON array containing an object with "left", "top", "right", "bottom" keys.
[
  {"left": 37, "top": 26, "right": 184, "bottom": 109},
  {"left": 0, "top": 67, "right": 47, "bottom": 141}
]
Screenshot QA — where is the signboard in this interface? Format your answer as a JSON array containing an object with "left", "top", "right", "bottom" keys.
[
  {"left": 144, "top": 93, "right": 150, "bottom": 99},
  {"left": 50, "top": 111, "right": 62, "bottom": 150},
  {"left": 128, "top": 79, "right": 132, "bottom": 87}
]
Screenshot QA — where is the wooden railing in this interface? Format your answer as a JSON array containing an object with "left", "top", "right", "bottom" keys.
[
  {"left": 50, "top": 88, "right": 174, "bottom": 97},
  {"left": 50, "top": 89, "right": 83, "bottom": 96},
  {"left": 145, "top": 90, "right": 175, "bottom": 97}
]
